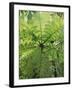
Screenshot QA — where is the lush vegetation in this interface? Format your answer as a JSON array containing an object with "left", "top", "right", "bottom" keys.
[{"left": 19, "top": 10, "right": 64, "bottom": 79}]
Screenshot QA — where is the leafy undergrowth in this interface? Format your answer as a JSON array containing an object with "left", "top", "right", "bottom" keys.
[{"left": 19, "top": 11, "right": 64, "bottom": 79}]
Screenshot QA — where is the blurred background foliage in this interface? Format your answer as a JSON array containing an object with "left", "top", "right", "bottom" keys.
[{"left": 19, "top": 10, "right": 64, "bottom": 79}]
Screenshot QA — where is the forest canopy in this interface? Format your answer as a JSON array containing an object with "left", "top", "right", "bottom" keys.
[{"left": 19, "top": 10, "right": 64, "bottom": 79}]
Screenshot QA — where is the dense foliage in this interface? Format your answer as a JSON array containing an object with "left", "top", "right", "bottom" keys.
[{"left": 19, "top": 10, "right": 64, "bottom": 79}]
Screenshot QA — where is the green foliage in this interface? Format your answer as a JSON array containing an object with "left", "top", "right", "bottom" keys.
[{"left": 19, "top": 10, "right": 64, "bottom": 79}]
